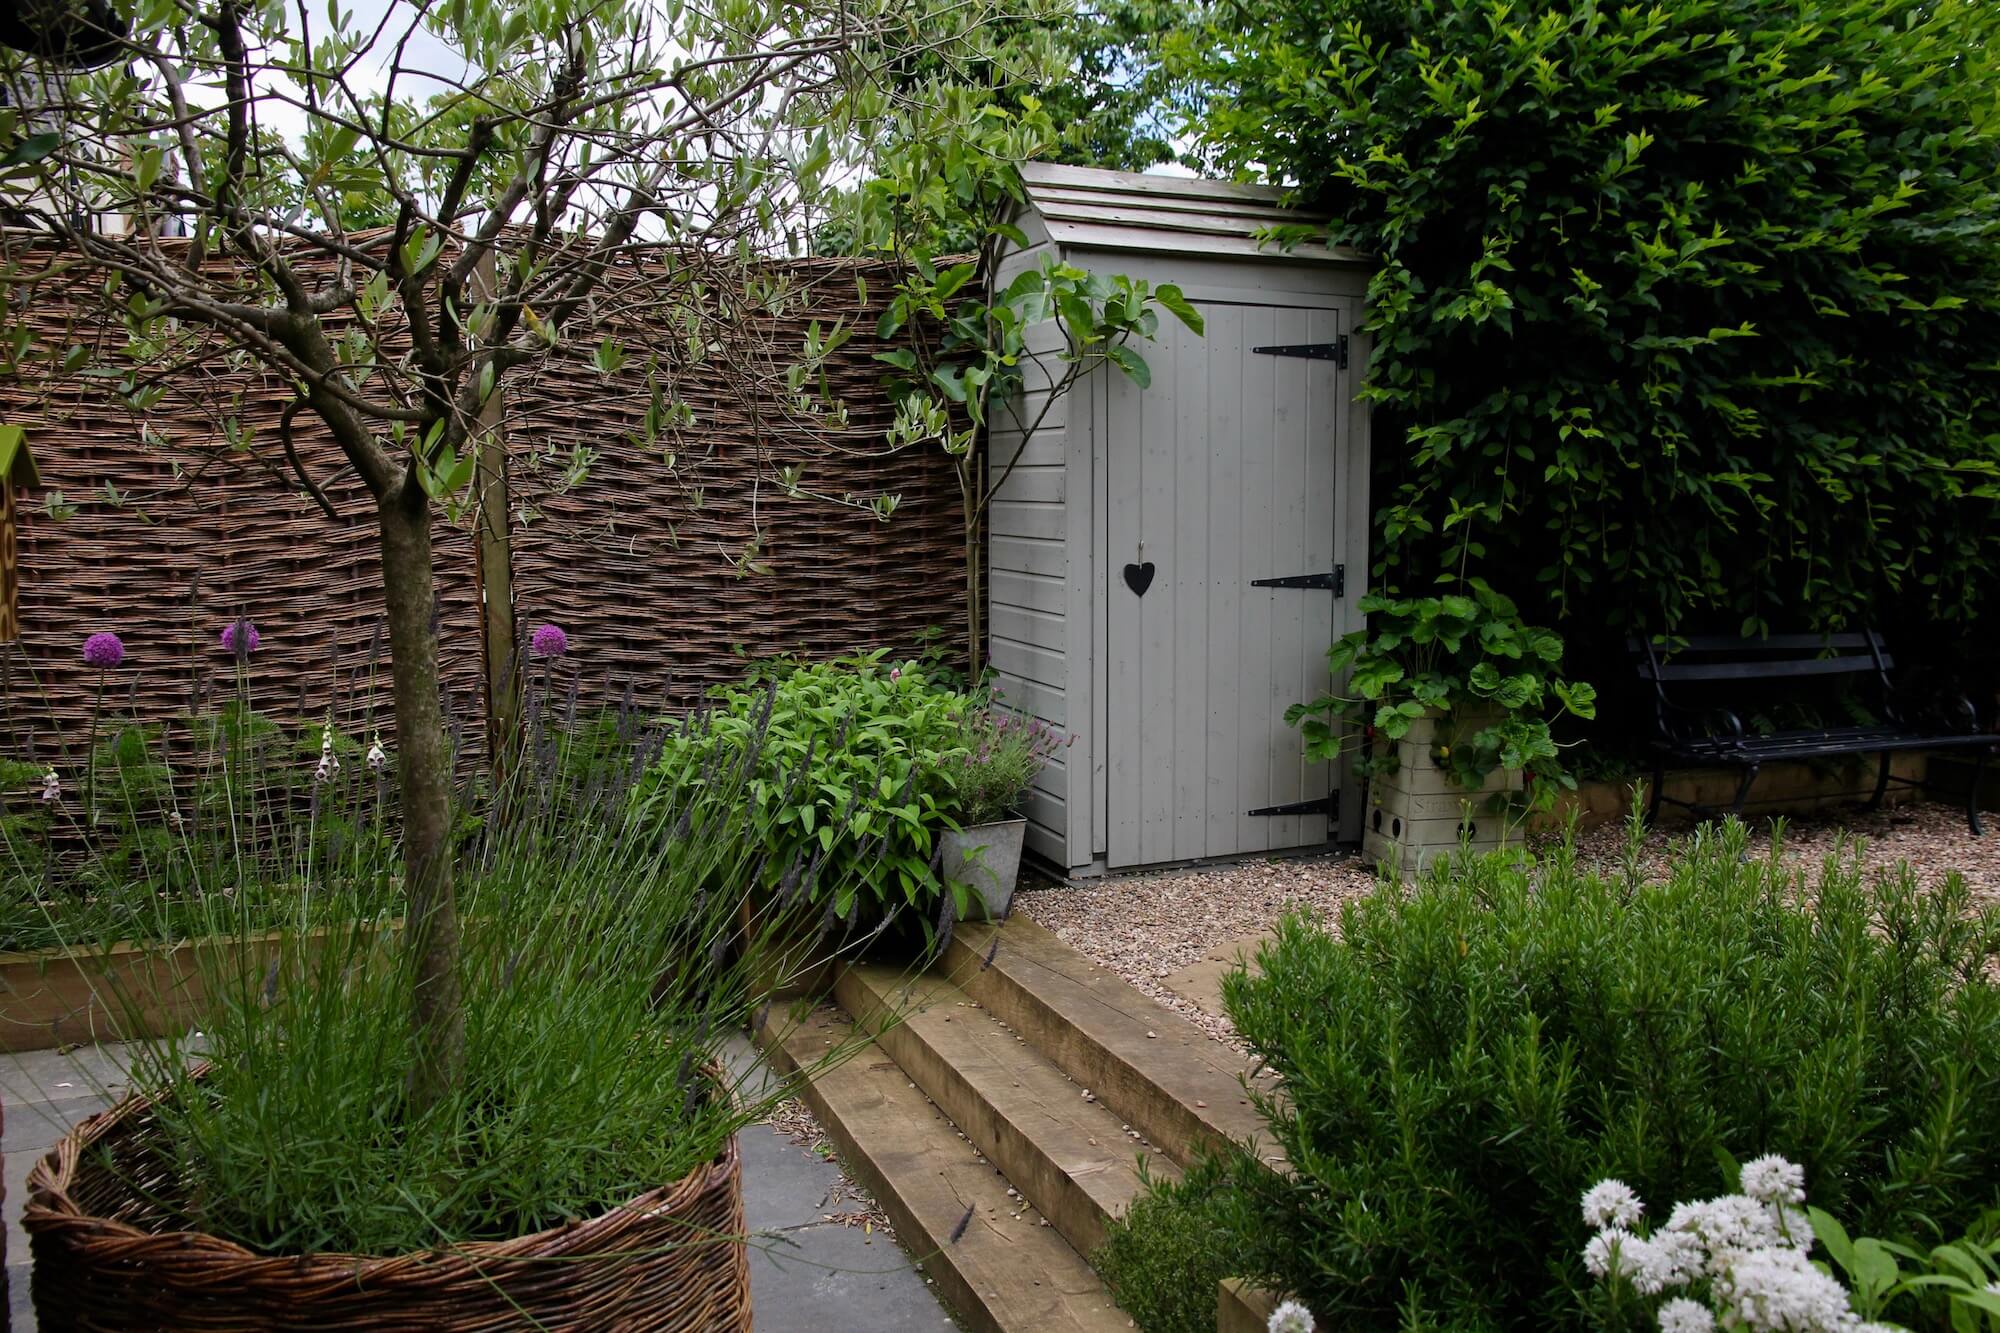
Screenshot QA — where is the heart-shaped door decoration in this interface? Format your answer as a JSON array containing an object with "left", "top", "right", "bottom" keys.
[{"left": 1123, "top": 561, "right": 1156, "bottom": 596}]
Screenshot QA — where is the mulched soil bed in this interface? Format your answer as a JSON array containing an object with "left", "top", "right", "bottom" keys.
[{"left": 1015, "top": 799, "right": 2000, "bottom": 1046}]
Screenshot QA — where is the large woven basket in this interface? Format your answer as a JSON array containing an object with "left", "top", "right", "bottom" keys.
[{"left": 25, "top": 1075, "right": 751, "bottom": 1331}]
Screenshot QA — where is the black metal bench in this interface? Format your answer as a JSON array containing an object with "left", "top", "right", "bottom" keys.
[{"left": 1630, "top": 632, "right": 1997, "bottom": 834}]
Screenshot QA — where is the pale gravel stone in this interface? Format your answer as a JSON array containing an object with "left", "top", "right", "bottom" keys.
[{"left": 1016, "top": 800, "right": 2000, "bottom": 1046}]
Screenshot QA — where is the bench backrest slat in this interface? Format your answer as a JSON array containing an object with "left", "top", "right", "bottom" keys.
[
  {"left": 1641, "top": 654, "right": 1892, "bottom": 683},
  {"left": 1662, "top": 632, "right": 1878, "bottom": 653}
]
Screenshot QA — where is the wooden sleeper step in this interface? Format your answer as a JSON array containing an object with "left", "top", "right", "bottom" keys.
[
  {"left": 757, "top": 1003, "right": 1134, "bottom": 1333},
  {"left": 941, "top": 917, "right": 1287, "bottom": 1175},
  {"left": 836, "top": 963, "right": 1181, "bottom": 1257}
]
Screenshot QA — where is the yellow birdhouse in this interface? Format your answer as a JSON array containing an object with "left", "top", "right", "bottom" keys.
[{"left": 0, "top": 424, "right": 37, "bottom": 643}]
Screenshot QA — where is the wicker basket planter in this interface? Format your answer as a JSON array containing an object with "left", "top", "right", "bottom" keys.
[{"left": 25, "top": 1075, "right": 751, "bottom": 1331}]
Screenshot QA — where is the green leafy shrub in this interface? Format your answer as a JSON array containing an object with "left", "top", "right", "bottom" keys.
[
  {"left": 1096, "top": 1156, "right": 1262, "bottom": 1333},
  {"left": 1185, "top": 0, "right": 2000, "bottom": 655},
  {"left": 1286, "top": 579, "right": 1595, "bottom": 793},
  {"left": 1206, "top": 821, "right": 2000, "bottom": 1330},
  {"left": 641, "top": 651, "right": 974, "bottom": 921}
]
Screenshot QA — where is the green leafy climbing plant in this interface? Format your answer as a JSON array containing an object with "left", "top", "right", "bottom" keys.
[{"left": 1286, "top": 580, "right": 1597, "bottom": 792}]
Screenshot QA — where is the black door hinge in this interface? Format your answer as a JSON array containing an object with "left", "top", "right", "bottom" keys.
[
  {"left": 1252, "top": 335, "right": 1347, "bottom": 370},
  {"left": 1248, "top": 792, "right": 1340, "bottom": 820},
  {"left": 1251, "top": 565, "right": 1344, "bottom": 595}
]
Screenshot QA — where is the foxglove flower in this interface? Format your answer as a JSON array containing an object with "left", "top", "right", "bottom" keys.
[
  {"left": 41, "top": 769, "right": 60, "bottom": 802},
  {"left": 366, "top": 736, "right": 388, "bottom": 773},
  {"left": 82, "top": 632, "right": 124, "bottom": 668},
  {"left": 530, "top": 623, "right": 568, "bottom": 658},
  {"left": 314, "top": 724, "right": 340, "bottom": 783}
]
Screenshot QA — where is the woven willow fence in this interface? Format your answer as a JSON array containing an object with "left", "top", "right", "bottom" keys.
[{"left": 0, "top": 247, "right": 965, "bottom": 770}]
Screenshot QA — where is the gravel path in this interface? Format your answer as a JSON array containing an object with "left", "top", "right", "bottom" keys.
[{"left": 1015, "top": 799, "right": 2000, "bottom": 1046}]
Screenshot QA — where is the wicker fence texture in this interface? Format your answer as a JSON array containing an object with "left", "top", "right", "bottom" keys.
[
  {"left": 26, "top": 1070, "right": 751, "bottom": 1330},
  {"left": 0, "top": 247, "right": 966, "bottom": 773}
]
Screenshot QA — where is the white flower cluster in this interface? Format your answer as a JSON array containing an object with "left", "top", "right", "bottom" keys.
[
  {"left": 315, "top": 725, "right": 340, "bottom": 783},
  {"left": 366, "top": 736, "right": 388, "bottom": 773},
  {"left": 1579, "top": 1157, "right": 1898, "bottom": 1333},
  {"left": 1266, "top": 1298, "right": 1315, "bottom": 1333},
  {"left": 41, "top": 768, "right": 60, "bottom": 802}
]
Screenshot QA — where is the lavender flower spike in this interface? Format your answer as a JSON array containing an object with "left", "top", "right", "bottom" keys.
[
  {"left": 530, "top": 623, "right": 569, "bottom": 658},
  {"left": 82, "top": 632, "right": 124, "bottom": 668}
]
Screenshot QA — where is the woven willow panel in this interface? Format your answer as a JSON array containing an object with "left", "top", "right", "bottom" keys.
[{"left": 0, "top": 246, "right": 965, "bottom": 768}]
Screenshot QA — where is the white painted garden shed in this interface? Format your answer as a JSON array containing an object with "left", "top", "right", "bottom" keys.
[{"left": 988, "top": 162, "right": 1375, "bottom": 875}]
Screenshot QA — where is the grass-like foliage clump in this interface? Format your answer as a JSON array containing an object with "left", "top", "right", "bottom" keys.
[
  {"left": 1102, "top": 818, "right": 2000, "bottom": 1331},
  {"left": 50, "top": 704, "right": 855, "bottom": 1256}
]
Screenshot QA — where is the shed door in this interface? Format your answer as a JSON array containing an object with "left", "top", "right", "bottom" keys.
[{"left": 1103, "top": 303, "right": 1344, "bottom": 868}]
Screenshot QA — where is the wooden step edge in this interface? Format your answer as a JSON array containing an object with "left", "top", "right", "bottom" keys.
[
  {"left": 756, "top": 1004, "right": 1136, "bottom": 1333},
  {"left": 837, "top": 963, "right": 1181, "bottom": 1258},
  {"left": 941, "top": 918, "right": 1288, "bottom": 1176},
  {"left": 1218, "top": 1278, "right": 1284, "bottom": 1333}
]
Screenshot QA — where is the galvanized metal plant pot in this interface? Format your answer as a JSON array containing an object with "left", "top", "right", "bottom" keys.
[{"left": 939, "top": 818, "right": 1029, "bottom": 920}]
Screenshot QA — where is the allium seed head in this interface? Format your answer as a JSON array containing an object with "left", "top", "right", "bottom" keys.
[
  {"left": 82, "top": 632, "right": 125, "bottom": 668},
  {"left": 220, "top": 619, "right": 261, "bottom": 658},
  {"left": 530, "top": 623, "right": 569, "bottom": 658}
]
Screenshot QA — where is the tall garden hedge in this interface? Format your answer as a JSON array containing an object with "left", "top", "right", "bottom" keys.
[{"left": 1186, "top": 0, "right": 2000, "bottom": 694}]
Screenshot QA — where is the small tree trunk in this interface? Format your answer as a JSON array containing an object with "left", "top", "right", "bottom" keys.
[
  {"left": 473, "top": 387, "right": 518, "bottom": 792},
  {"left": 962, "top": 456, "right": 984, "bottom": 682},
  {"left": 377, "top": 476, "right": 465, "bottom": 1113},
  {"left": 965, "top": 518, "right": 984, "bottom": 681},
  {"left": 470, "top": 255, "right": 520, "bottom": 798}
]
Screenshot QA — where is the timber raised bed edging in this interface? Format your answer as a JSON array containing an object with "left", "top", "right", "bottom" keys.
[
  {"left": 1532, "top": 752, "right": 1929, "bottom": 834},
  {"left": 0, "top": 927, "right": 376, "bottom": 1054}
]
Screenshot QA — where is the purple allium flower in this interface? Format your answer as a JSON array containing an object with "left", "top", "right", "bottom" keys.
[
  {"left": 530, "top": 623, "right": 568, "bottom": 658},
  {"left": 82, "top": 632, "right": 125, "bottom": 668},
  {"left": 220, "top": 619, "right": 260, "bottom": 658}
]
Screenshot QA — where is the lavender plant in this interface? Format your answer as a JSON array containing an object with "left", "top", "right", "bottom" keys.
[
  {"left": 13, "top": 641, "right": 884, "bottom": 1255},
  {"left": 934, "top": 698, "right": 1069, "bottom": 826}
]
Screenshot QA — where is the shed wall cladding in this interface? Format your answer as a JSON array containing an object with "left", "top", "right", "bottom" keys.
[{"left": 992, "top": 164, "right": 1374, "bottom": 875}]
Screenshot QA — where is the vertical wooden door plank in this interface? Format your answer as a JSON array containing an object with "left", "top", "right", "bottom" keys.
[
  {"left": 1235, "top": 307, "right": 1279, "bottom": 855},
  {"left": 1204, "top": 307, "right": 1246, "bottom": 858},
  {"left": 1292, "top": 306, "right": 1339, "bottom": 845},
  {"left": 1264, "top": 307, "right": 1311, "bottom": 849},
  {"left": 1137, "top": 331, "right": 1179, "bottom": 865},
  {"left": 1171, "top": 320, "right": 1211, "bottom": 861},
  {"left": 1105, "top": 363, "right": 1144, "bottom": 868}
]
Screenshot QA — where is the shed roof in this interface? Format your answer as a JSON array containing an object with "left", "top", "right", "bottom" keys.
[{"left": 1017, "top": 162, "right": 1366, "bottom": 266}]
